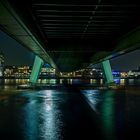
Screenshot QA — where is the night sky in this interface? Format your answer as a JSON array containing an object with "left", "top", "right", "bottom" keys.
[
  {"left": 0, "top": 30, "right": 35, "bottom": 66},
  {"left": 0, "top": 30, "right": 140, "bottom": 71},
  {"left": 93, "top": 49, "right": 140, "bottom": 71},
  {"left": 110, "top": 49, "right": 140, "bottom": 71}
]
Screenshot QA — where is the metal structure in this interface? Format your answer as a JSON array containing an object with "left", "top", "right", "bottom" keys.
[
  {"left": 1, "top": 0, "right": 140, "bottom": 83},
  {"left": 0, "top": 0, "right": 58, "bottom": 70}
]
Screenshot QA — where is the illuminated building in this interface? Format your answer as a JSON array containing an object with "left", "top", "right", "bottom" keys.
[
  {"left": 120, "top": 72, "right": 128, "bottom": 78},
  {"left": 4, "top": 65, "right": 56, "bottom": 78},
  {"left": 112, "top": 70, "right": 120, "bottom": 78},
  {"left": 41, "top": 67, "right": 56, "bottom": 76},
  {"left": 40, "top": 64, "right": 56, "bottom": 77},
  {"left": 128, "top": 69, "right": 140, "bottom": 78},
  {"left": 4, "top": 66, "right": 31, "bottom": 78},
  {"left": 4, "top": 66, "right": 17, "bottom": 77},
  {"left": 82, "top": 68, "right": 101, "bottom": 78},
  {"left": 15, "top": 66, "right": 31, "bottom": 78}
]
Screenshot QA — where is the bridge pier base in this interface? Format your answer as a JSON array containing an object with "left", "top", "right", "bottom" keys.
[
  {"left": 29, "top": 56, "right": 44, "bottom": 84},
  {"left": 102, "top": 60, "right": 114, "bottom": 85}
]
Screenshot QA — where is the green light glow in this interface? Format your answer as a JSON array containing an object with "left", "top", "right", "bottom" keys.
[
  {"left": 116, "top": 28, "right": 140, "bottom": 51},
  {"left": 101, "top": 91, "right": 116, "bottom": 140},
  {"left": 29, "top": 56, "right": 43, "bottom": 84},
  {"left": 102, "top": 60, "right": 114, "bottom": 84}
]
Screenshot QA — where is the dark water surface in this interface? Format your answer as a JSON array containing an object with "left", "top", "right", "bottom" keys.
[{"left": 0, "top": 88, "right": 140, "bottom": 140}]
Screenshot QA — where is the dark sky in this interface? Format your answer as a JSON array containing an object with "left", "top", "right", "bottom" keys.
[
  {"left": 110, "top": 49, "right": 140, "bottom": 71},
  {"left": 0, "top": 30, "right": 35, "bottom": 66},
  {"left": 0, "top": 30, "right": 140, "bottom": 71},
  {"left": 93, "top": 49, "right": 140, "bottom": 71}
]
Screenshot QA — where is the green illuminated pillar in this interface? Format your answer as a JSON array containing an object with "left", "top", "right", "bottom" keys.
[
  {"left": 102, "top": 60, "right": 114, "bottom": 85},
  {"left": 29, "top": 56, "right": 44, "bottom": 84}
]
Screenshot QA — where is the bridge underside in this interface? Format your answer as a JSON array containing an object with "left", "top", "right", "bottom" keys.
[{"left": 1, "top": 0, "right": 140, "bottom": 72}]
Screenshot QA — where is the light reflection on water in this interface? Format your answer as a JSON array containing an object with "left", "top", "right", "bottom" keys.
[
  {"left": 128, "top": 79, "right": 134, "bottom": 85},
  {"left": 120, "top": 79, "right": 125, "bottom": 85},
  {"left": 100, "top": 91, "right": 116, "bottom": 140},
  {"left": 0, "top": 89, "right": 105, "bottom": 140},
  {"left": 82, "top": 90, "right": 101, "bottom": 113},
  {"left": 0, "top": 78, "right": 140, "bottom": 86},
  {"left": 82, "top": 90, "right": 116, "bottom": 140},
  {"left": 18, "top": 90, "right": 64, "bottom": 140},
  {"left": 82, "top": 89, "right": 140, "bottom": 139},
  {"left": 0, "top": 87, "right": 140, "bottom": 139},
  {"left": 38, "top": 79, "right": 57, "bottom": 84}
]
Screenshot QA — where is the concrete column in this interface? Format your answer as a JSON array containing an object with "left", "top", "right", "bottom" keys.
[
  {"left": 102, "top": 60, "right": 114, "bottom": 85},
  {"left": 29, "top": 56, "right": 44, "bottom": 84}
]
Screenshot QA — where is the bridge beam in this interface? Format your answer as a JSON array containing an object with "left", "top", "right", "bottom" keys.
[
  {"left": 0, "top": 0, "right": 58, "bottom": 72},
  {"left": 102, "top": 60, "right": 114, "bottom": 85},
  {"left": 29, "top": 56, "right": 44, "bottom": 84}
]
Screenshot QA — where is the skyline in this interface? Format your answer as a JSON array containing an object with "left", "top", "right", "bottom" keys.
[{"left": 0, "top": 30, "right": 140, "bottom": 71}]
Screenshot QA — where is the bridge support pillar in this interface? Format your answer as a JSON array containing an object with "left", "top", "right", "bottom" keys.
[
  {"left": 29, "top": 56, "right": 44, "bottom": 84},
  {"left": 102, "top": 60, "right": 114, "bottom": 85}
]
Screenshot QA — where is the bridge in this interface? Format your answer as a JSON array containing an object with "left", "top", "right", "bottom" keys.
[{"left": 0, "top": 0, "right": 140, "bottom": 84}]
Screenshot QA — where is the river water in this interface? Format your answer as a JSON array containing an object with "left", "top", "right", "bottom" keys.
[
  {"left": 0, "top": 79, "right": 140, "bottom": 140},
  {"left": 0, "top": 78, "right": 140, "bottom": 86}
]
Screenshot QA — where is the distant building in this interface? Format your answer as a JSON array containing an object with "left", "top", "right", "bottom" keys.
[
  {"left": 0, "top": 52, "right": 4, "bottom": 77},
  {"left": 112, "top": 70, "right": 120, "bottom": 78},
  {"left": 127, "top": 67, "right": 140, "bottom": 77},
  {"left": 4, "top": 66, "right": 31, "bottom": 78},
  {"left": 4, "top": 66, "right": 17, "bottom": 77},
  {"left": 82, "top": 68, "right": 101, "bottom": 78},
  {"left": 40, "top": 66, "right": 56, "bottom": 77},
  {"left": 16, "top": 66, "right": 31, "bottom": 78},
  {"left": 128, "top": 69, "right": 140, "bottom": 78},
  {"left": 3, "top": 65, "right": 56, "bottom": 78},
  {"left": 120, "top": 72, "right": 128, "bottom": 78}
]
